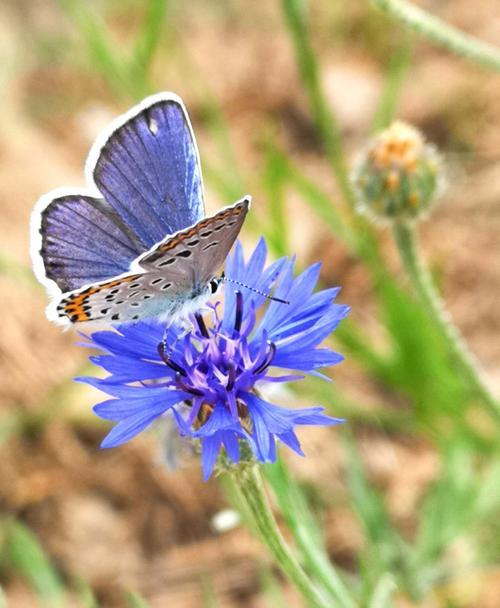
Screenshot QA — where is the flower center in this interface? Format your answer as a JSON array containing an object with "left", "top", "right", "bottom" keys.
[{"left": 157, "top": 291, "right": 276, "bottom": 425}]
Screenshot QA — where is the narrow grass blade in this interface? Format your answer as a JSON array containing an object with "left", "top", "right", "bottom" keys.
[
  {"left": 56, "top": 0, "right": 131, "bottom": 99},
  {"left": 132, "top": 0, "right": 169, "bottom": 76},
  {"left": 0, "top": 251, "right": 39, "bottom": 289},
  {"left": 413, "top": 440, "right": 476, "bottom": 568},
  {"left": 73, "top": 577, "right": 99, "bottom": 608},
  {"left": 265, "top": 456, "right": 358, "bottom": 608},
  {"left": 372, "top": 38, "right": 413, "bottom": 132},
  {"left": 280, "top": 0, "right": 355, "bottom": 208},
  {"left": 260, "top": 566, "right": 288, "bottom": 608},
  {"left": 342, "top": 433, "right": 406, "bottom": 582},
  {"left": 125, "top": 591, "right": 152, "bottom": 608},
  {"left": 200, "top": 576, "right": 220, "bottom": 608},
  {"left": 367, "top": 573, "right": 397, "bottom": 608},
  {"left": 263, "top": 144, "right": 351, "bottom": 244},
  {"left": 4, "top": 520, "right": 65, "bottom": 607},
  {"left": 262, "top": 141, "right": 289, "bottom": 255}
]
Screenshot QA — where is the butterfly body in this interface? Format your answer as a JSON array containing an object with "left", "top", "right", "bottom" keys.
[{"left": 31, "top": 93, "right": 250, "bottom": 327}]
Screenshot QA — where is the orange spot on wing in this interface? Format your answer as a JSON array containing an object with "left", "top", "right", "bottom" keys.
[{"left": 60, "top": 274, "right": 142, "bottom": 322}]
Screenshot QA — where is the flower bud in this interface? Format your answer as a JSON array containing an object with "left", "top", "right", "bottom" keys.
[{"left": 351, "top": 121, "right": 444, "bottom": 222}]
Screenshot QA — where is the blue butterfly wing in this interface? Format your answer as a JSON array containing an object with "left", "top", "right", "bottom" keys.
[
  {"left": 91, "top": 94, "right": 205, "bottom": 249},
  {"left": 35, "top": 194, "right": 144, "bottom": 292}
]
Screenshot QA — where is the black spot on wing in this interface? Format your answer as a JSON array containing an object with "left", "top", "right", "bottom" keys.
[
  {"left": 158, "top": 258, "right": 176, "bottom": 268},
  {"left": 202, "top": 241, "right": 220, "bottom": 251}
]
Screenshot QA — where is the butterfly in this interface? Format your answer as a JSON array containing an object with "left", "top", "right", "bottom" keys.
[{"left": 30, "top": 92, "right": 250, "bottom": 327}]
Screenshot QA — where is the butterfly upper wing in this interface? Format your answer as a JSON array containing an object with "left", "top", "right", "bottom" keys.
[
  {"left": 53, "top": 199, "right": 250, "bottom": 326},
  {"left": 32, "top": 93, "right": 205, "bottom": 295},
  {"left": 137, "top": 197, "right": 250, "bottom": 282},
  {"left": 90, "top": 93, "right": 205, "bottom": 249},
  {"left": 32, "top": 192, "right": 144, "bottom": 293}
]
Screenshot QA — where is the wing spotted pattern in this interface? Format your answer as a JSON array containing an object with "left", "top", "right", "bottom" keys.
[
  {"left": 144, "top": 201, "right": 246, "bottom": 260},
  {"left": 58, "top": 273, "right": 144, "bottom": 322},
  {"left": 54, "top": 199, "right": 250, "bottom": 325}
]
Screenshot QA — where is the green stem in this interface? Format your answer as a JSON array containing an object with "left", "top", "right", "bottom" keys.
[
  {"left": 231, "top": 465, "right": 331, "bottom": 608},
  {"left": 393, "top": 222, "right": 500, "bottom": 419},
  {"left": 370, "top": 0, "right": 500, "bottom": 72}
]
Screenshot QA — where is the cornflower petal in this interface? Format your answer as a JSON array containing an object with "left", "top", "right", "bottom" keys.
[
  {"left": 201, "top": 435, "right": 223, "bottom": 480},
  {"left": 93, "top": 389, "right": 189, "bottom": 421},
  {"left": 101, "top": 406, "right": 170, "bottom": 448}
]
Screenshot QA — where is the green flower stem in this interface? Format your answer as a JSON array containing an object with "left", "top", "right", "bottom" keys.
[
  {"left": 231, "top": 464, "right": 332, "bottom": 608},
  {"left": 393, "top": 221, "right": 500, "bottom": 419},
  {"left": 370, "top": 0, "right": 500, "bottom": 72}
]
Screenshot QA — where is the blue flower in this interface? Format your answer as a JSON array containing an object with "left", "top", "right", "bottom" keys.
[{"left": 78, "top": 238, "right": 349, "bottom": 479}]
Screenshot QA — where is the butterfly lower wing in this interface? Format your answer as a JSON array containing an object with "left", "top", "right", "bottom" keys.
[
  {"left": 91, "top": 93, "right": 205, "bottom": 249},
  {"left": 32, "top": 192, "right": 144, "bottom": 293},
  {"left": 54, "top": 268, "right": 196, "bottom": 325},
  {"left": 53, "top": 198, "right": 250, "bottom": 326}
]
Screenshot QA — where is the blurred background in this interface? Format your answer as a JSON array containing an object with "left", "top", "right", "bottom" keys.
[{"left": 1, "top": 1, "right": 499, "bottom": 606}]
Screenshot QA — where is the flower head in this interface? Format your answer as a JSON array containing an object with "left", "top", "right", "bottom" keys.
[
  {"left": 352, "top": 121, "right": 444, "bottom": 222},
  {"left": 78, "top": 238, "right": 349, "bottom": 479}
]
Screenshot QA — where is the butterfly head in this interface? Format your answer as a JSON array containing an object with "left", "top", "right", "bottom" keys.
[{"left": 209, "top": 275, "right": 224, "bottom": 295}]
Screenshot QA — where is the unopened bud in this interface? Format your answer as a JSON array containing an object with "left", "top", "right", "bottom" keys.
[{"left": 351, "top": 121, "right": 444, "bottom": 222}]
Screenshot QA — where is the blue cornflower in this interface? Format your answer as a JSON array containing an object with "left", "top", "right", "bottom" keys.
[{"left": 79, "top": 238, "right": 349, "bottom": 479}]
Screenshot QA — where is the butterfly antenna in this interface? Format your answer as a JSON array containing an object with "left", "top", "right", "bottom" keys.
[{"left": 222, "top": 276, "right": 289, "bottom": 304}]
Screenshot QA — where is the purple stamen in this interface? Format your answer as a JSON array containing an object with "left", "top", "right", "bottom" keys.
[
  {"left": 227, "top": 363, "right": 236, "bottom": 391},
  {"left": 195, "top": 312, "right": 209, "bottom": 338},
  {"left": 254, "top": 341, "right": 276, "bottom": 375},
  {"left": 234, "top": 290, "right": 243, "bottom": 335},
  {"left": 175, "top": 373, "right": 204, "bottom": 396},
  {"left": 158, "top": 342, "right": 188, "bottom": 377}
]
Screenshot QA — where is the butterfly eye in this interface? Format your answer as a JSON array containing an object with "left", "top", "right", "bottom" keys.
[{"left": 209, "top": 278, "right": 220, "bottom": 294}]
